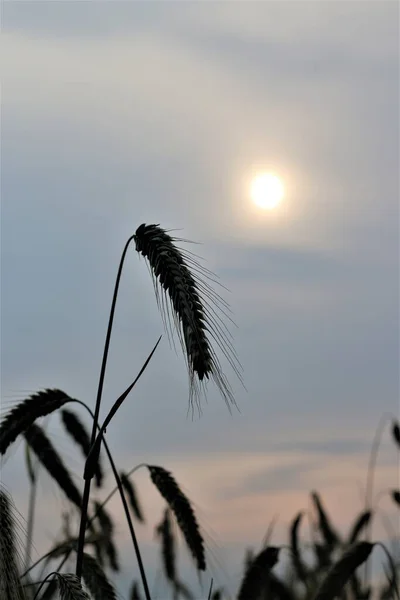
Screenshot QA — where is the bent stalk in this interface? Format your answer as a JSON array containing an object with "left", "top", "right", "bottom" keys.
[{"left": 75, "top": 235, "right": 134, "bottom": 578}]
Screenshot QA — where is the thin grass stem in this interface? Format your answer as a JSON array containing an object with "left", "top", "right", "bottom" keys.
[{"left": 75, "top": 235, "right": 135, "bottom": 581}]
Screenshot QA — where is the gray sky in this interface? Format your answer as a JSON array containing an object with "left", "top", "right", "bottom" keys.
[{"left": 1, "top": 1, "right": 399, "bottom": 598}]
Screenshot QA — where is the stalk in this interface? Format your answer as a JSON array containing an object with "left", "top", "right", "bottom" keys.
[
  {"left": 75, "top": 235, "right": 134, "bottom": 578},
  {"left": 22, "top": 401, "right": 151, "bottom": 599}
]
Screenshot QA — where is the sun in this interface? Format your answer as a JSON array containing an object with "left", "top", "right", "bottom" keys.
[{"left": 250, "top": 172, "right": 284, "bottom": 210}]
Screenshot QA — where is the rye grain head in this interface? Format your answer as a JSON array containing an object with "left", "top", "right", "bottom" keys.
[
  {"left": 93, "top": 501, "right": 114, "bottom": 536},
  {"left": 155, "top": 508, "right": 177, "bottom": 584},
  {"left": 0, "top": 487, "right": 27, "bottom": 600},
  {"left": 347, "top": 510, "right": 372, "bottom": 545},
  {"left": 133, "top": 224, "right": 243, "bottom": 414},
  {"left": 55, "top": 574, "right": 91, "bottom": 600},
  {"left": 24, "top": 423, "right": 82, "bottom": 510},
  {"left": 0, "top": 389, "right": 73, "bottom": 456},
  {"left": 92, "top": 502, "right": 119, "bottom": 572},
  {"left": 81, "top": 552, "right": 118, "bottom": 600},
  {"left": 147, "top": 465, "right": 206, "bottom": 571},
  {"left": 61, "top": 409, "right": 104, "bottom": 488},
  {"left": 120, "top": 471, "right": 145, "bottom": 522},
  {"left": 104, "top": 538, "right": 120, "bottom": 572},
  {"left": 237, "top": 546, "right": 280, "bottom": 600},
  {"left": 312, "top": 542, "right": 374, "bottom": 600}
]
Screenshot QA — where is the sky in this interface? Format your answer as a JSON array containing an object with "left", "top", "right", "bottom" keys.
[{"left": 1, "top": 1, "right": 399, "bottom": 598}]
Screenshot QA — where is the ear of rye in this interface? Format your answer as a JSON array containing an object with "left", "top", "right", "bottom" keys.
[
  {"left": 81, "top": 552, "right": 118, "bottom": 600},
  {"left": 56, "top": 574, "right": 91, "bottom": 600},
  {"left": 147, "top": 465, "right": 206, "bottom": 571},
  {"left": 120, "top": 472, "right": 145, "bottom": 522},
  {"left": 61, "top": 409, "right": 103, "bottom": 488},
  {"left": 237, "top": 546, "right": 280, "bottom": 600},
  {"left": 312, "top": 542, "right": 374, "bottom": 600},
  {"left": 0, "top": 389, "right": 73, "bottom": 455},
  {"left": 156, "top": 508, "right": 177, "bottom": 584},
  {"left": 347, "top": 511, "right": 372, "bottom": 545},
  {"left": 24, "top": 424, "right": 82, "bottom": 510},
  {"left": 0, "top": 488, "right": 26, "bottom": 600},
  {"left": 134, "top": 223, "right": 243, "bottom": 413}
]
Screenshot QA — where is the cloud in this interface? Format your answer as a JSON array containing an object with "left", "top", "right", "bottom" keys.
[{"left": 3, "top": 6, "right": 397, "bottom": 258}]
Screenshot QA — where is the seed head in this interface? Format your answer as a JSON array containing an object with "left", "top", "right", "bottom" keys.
[{"left": 134, "top": 223, "right": 243, "bottom": 413}]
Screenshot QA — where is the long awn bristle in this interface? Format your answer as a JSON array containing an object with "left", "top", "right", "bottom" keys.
[
  {"left": 120, "top": 472, "right": 145, "bottom": 522},
  {"left": 347, "top": 511, "right": 372, "bottom": 545},
  {"left": 24, "top": 424, "right": 82, "bottom": 510},
  {"left": 237, "top": 546, "right": 280, "bottom": 600},
  {"left": 313, "top": 542, "right": 374, "bottom": 600},
  {"left": 133, "top": 223, "right": 243, "bottom": 414},
  {"left": 156, "top": 508, "right": 177, "bottom": 584},
  {"left": 61, "top": 409, "right": 103, "bottom": 488},
  {"left": 147, "top": 465, "right": 206, "bottom": 571},
  {"left": 0, "top": 389, "right": 73, "bottom": 456},
  {"left": 56, "top": 574, "right": 91, "bottom": 600},
  {"left": 0, "top": 487, "right": 26, "bottom": 600},
  {"left": 81, "top": 552, "right": 118, "bottom": 600}
]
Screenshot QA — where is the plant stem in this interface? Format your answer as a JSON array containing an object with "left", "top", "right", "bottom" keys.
[
  {"left": 21, "top": 420, "right": 145, "bottom": 580},
  {"left": 32, "top": 572, "right": 59, "bottom": 600},
  {"left": 23, "top": 399, "right": 151, "bottom": 599},
  {"left": 74, "top": 401, "right": 152, "bottom": 600},
  {"left": 75, "top": 234, "right": 135, "bottom": 579}
]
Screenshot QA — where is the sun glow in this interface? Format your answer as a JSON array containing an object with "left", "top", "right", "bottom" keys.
[{"left": 250, "top": 172, "right": 284, "bottom": 210}]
